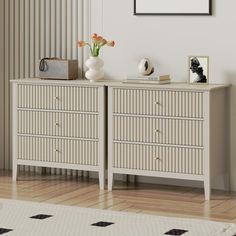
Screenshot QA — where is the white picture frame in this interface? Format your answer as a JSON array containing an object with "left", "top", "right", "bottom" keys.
[
  {"left": 189, "top": 56, "right": 209, "bottom": 84},
  {"left": 134, "top": 0, "right": 212, "bottom": 15}
]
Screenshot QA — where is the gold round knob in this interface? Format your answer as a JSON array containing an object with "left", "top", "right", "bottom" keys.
[
  {"left": 54, "top": 96, "right": 59, "bottom": 100},
  {"left": 54, "top": 149, "right": 59, "bottom": 152},
  {"left": 154, "top": 101, "right": 160, "bottom": 105},
  {"left": 54, "top": 122, "right": 59, "bottom": 126},
  {"left": 154, "top": 157, "right": 161, "bottom": 160},
  {"left": 154, "top": 129, "right": 159, "bottom": 133}
]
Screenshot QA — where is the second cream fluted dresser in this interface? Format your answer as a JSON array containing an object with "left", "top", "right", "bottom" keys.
[
  {"left": 11, "top": 79, "right": 105, "bottom": 189},
  {"left": 107, "top": 82, "right": 230, "bottom": 200}
]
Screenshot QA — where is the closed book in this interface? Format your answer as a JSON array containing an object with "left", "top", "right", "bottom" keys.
[
  {"left": 123, "top": 79, "right": 171, "bottom": 85},
  {"left": 126, "top": 74, "right": 170, "bottom": 81}
]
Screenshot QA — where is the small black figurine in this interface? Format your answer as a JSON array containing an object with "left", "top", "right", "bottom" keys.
[{"left": 190, "top": 57, "right": 207, "bottom": 83}]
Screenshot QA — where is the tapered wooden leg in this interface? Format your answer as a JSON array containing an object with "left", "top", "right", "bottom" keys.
[
  {"left": 13, "top": 163, "right": 18, "bottom": 181},
  {"left": 99, "top": 170, "right": 105, "bottom": 190},
  {"left": 108, "top": 170, "right": 113, "bottom": 191},
  {"left": 204, "top": 179, "right": 211, "bottom": 201}
]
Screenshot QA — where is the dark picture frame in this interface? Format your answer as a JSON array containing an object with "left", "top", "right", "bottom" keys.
[{"left": 134, "top": 0, "right": 212, "bottom": 16}]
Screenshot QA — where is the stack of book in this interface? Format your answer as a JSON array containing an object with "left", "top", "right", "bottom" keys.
[{"left": 123, "top": 74, "right": 171, "bottom": 84}]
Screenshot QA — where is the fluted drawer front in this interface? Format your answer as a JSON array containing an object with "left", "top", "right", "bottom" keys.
[
  {"left": 113, "top": 116, "right": 203, "bottom": 147},
  {"left": 113, "top": 88, "right": 203, "bottom": 118},
  {"left": 18, "top": 84, "right": 98, "bottom": 112},
  {"left": 18, "top": 110, "right": 98, "bottom": 139},
  {"left": 113, "top": 143, "right": 203, "bottom": 175},
  {"left": 18, "top": 136, "right": 98, "bottom": 166}
]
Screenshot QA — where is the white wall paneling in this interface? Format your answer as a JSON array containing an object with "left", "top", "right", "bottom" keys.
[{"left": 0, "top": 0, "right": 86, "bottom": 173}]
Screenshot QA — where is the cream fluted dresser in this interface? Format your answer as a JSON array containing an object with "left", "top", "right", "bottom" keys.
[
  {"left": 11, "top": 79, "right": 105, "bottom": 189},
  {"left": 107, "top": 82, "right": 230, "bottom": 200},
  {"left": 11, "top": 79, "right": 230, "bottom": 198}
]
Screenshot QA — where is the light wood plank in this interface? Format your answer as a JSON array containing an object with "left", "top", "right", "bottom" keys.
[{"left": 0, "top": 172, "right": 236, "bottom": 222}]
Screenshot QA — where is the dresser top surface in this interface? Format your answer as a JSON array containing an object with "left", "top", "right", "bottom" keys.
[
  {"left": 11, "top": 78, "right": 230, "bottom": 91},
  {"left": 10, "top": 78, "right": 105, "bottom": 87}
]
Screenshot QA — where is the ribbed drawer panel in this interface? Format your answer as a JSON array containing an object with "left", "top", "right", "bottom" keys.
[
  {"left": 18, "top": 84, "right": 98, "bottom": 112},
  {"left": 113, "top": 143, "right": 203, "bottom": 175},
  {"left": 18, "top": 110, "right": 98, "bottom": 139},
  {"left": 113, "top": 116, "right": 203, "bottom": 147},
  {"left": 113, "top": 88, "right": 203, "bottom": 118},
  {"left": 18, "top": 136, "right": 98, "bottom": 166}
]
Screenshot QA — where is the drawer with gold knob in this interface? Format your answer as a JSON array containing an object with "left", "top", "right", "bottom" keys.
[
  {"left": 113, "top": 115, "right": 203, "bottom": 147},
  {"left": 113, "top": 88, "right": 203, "bottom": 118},
  {"left": 18, "top": 136, "right": 98, "bottom": 166},
  {"left": 18, "top": 110, "right": 98, "bottom": 139},
  {"left": 113, "top": 143, "right": 203, "bottom": 175},
  {"left": 17, "top": 84, "right": 99, "bottom": 112}
]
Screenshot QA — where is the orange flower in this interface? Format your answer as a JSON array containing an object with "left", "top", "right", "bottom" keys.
[
  {"left": 78, "top": 34, "right": 115, "bottom": 57},
  {"left": 91, "top": 33, "right": 98, "bottom": 39},
  {"left": 107, "top": 41, "right": 115, "bottom": 47},
  {"left": 78, "top": 41, "right": 86, "bottom": 47},
  {"left": 96, "top": 36, "right": 103, "bottom": 43}
]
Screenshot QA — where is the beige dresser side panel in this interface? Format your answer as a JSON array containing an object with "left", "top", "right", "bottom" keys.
[{"left": 210, "top": 89, "right": 229, "bottom": 183}]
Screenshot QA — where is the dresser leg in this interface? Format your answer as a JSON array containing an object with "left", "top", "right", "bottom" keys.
[
  {"left": 99, "top": 171, "right": 105, "bottom": 190},
  {"left": 13, "top": 163, "right": 18, "bottom": 181},
  {"left": 108, "top": 171, "right": 113, "bottom": 191},
  {"left": 204, "top": 179, "right": 211, "bottom": 201}
]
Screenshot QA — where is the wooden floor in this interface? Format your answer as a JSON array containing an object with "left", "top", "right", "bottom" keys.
[{"left": 1, "top": 171, "right": 236, "bottom": 223}]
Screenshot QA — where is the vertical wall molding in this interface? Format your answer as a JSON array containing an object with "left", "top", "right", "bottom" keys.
[
  {"left": 83, "top": 0, "right": 91, "bottom": 74},
  {"left": 0, "top": 0, "right": 5, "bottom": 168},
  {"left": 0, "top": 0, "right": 86, "bottom": 170}
]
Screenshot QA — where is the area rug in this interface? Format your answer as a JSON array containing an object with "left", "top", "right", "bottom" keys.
[{"left": 0, "top": 198, "right": 236, "bottom": 236}]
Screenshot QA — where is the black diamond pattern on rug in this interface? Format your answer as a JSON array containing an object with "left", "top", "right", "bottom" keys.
[
  {"left": 30, "top": 214, "right": 53, "bottom": 220},
  {"left": 91, "top": 221, "right": 114, "bottom": 227},
  {"left": 0, "top": 228, "right": 13, "bottom": 235},
  {"left": 165, "top": 229, "right": 188, "bottom": 235}
]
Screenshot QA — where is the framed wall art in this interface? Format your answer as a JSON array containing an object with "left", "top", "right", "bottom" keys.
[
  {"left": 134, "top": 0, "right": 212, "bottom": 15},
  {"left": 189, "top": 56, "right": 209, "bottom": 84}
]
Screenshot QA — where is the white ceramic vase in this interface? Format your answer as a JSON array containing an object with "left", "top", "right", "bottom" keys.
[{"left": 85, "top": 56, "right": 104, "bottom": 82}]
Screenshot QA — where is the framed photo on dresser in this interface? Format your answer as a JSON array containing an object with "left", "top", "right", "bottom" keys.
[
  {"left": 134, "top": 0, "right": 212, "bottom": 15},
  {"left": 189, "top": 56, "right": 209, "bottom": 84}
]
